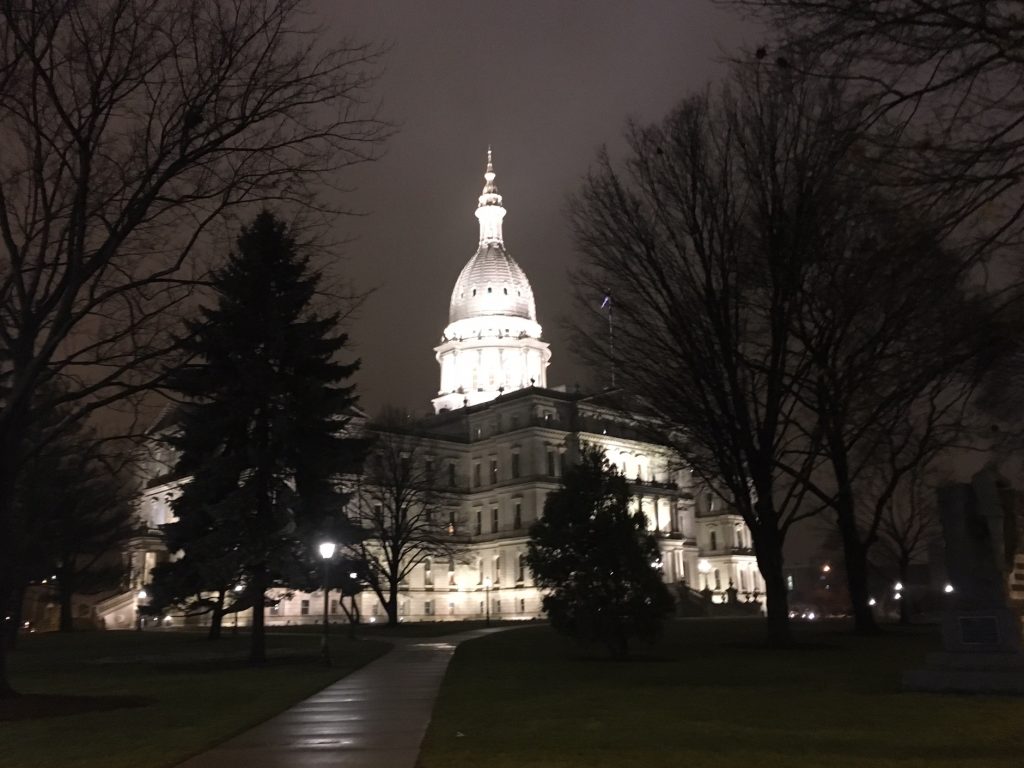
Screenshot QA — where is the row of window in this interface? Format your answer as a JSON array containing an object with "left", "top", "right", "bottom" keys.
[
  {"left": 421, "top": 552, "right": 529, "bottom": 587},
  {"left": 472, "top": 499, "right": 526, "bottom": 535}
]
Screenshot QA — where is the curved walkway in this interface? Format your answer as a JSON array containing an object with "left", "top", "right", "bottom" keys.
[{"left": 177, "top": 628, "right": 498, "bottom": 768}]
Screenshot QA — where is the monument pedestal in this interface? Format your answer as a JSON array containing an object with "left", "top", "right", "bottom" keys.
[{"left": 904, "top": 608, "right": 1024, "bottom": 694}]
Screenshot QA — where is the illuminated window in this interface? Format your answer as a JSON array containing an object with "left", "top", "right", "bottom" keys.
[{"left": 424, "top": 558, "right": 433, "bottom": 588}]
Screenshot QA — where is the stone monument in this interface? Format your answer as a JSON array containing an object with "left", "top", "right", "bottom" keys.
[{"left": 904, "top": 464, "right": 1024, "bottom": 694}]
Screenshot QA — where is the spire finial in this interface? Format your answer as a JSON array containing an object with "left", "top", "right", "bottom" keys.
[{"left": 483, "top": 146, "right": 496, "bottom": 190}]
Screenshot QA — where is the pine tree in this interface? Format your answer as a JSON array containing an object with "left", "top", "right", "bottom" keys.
[
  {"left": 527, "top": 446, "right": 674, "bottom": 659},
  {"left": 161, "top": 212, "right": 365, "bottom": 663}
]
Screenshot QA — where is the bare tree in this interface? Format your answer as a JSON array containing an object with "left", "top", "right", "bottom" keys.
[
  {"left": 786, "top": 195, "right": 988, "bottom": 632},
  {"left": 872, "top": 462, "right": 942, "bottom": 624},
  {"left": 726, "top": 1, "right": 1024, "bottom": 252},
  {"left": 349, "top": 424, "right": 463, "bottom": 626},
  {"left": 0, "top": 0, "right": 385, "bottom": 695},
  {"left": 569, "top": 63, "right": 870, "bottom": 645}
]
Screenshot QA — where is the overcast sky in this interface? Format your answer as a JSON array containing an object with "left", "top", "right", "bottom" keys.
[{"left": 322, "top": 1, "right": 758, "bottom": 416}]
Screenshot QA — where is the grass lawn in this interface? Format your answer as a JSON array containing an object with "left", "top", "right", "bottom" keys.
[
  {"left": 420, "top": 619, "right": 1024, "bottom": 768},
  {"left": 0, "top": 629, "right": 392, "bottom": 768}
]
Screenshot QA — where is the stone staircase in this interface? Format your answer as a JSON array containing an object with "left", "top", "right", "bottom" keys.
[{"left": 93, "top": 590, "right": 137, "bottom": 630}]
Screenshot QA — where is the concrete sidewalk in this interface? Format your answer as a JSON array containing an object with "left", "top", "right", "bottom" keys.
[{"left": 177, "top": 629, "right": 496, "bottom": 768}]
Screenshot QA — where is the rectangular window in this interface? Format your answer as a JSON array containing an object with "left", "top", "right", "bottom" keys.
[
  {"left": 491, "top": 507, "right": 499, "bottom": 533},
  {"left": 449, "top": 601, "right": 456, "bottom": 615},
  {"left": 519, "top": 598, "right": 525, "bottom": 613},
  {"left": 424, "top": 557, "right": 434, "bottom": 588},
  {"left": 424, "top": 600, "right": 434, "bottom": 616},
  {"left": 425, "top": 458, "right": 435, "bottom": 479},
  {"left": 511, "top": 452, "right": 520, "bottom": 478},
  {"left": 331, "top": 600, "right": 339, "bottom": 615},
  {"left": 546, "top": 448, "right": 556, "bottom": 477},
  {"left": 495, "top": 599, "right": 502, "bottom": 614},
  {"left": 475, "top": 510, "right": 482, "bottom": 535},
  {"left": 300, "top": 600, "right": 310, "bottom": 616},
  {"left": 400, "top": 455, "right": 411, "bottom": 478},
  {"left": 517, "top": 553, "right": 526, "bottom": 583},
  {"left": 494, "top": 554, "right": 502, "bottom": 584},
  {"left": 513, "top": 500, "right": 522, "bottom": 529},
  {"left": 490, "top": 458, "right": 498, "bottom": 484},
  {"left": 473, "top": 462, "right": 481, "bottom": 487},
  {"left": 448, "top": 462, "right": 457, "bottom": 487},
  {"left": 560, "top": 451, "right": 568, "bottom": 475},
  {"left": 270, "top": 604, "right": 280, "bottom": 616}
]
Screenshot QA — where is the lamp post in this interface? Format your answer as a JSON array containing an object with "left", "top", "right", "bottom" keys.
[
  {"left": 483, "top": 576, "right": 492, "bottom": 626},
  {"left": 319, "top": 541, "right": 336, "bottom": 666}
]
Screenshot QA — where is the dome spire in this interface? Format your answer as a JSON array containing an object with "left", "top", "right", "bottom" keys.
[{"left": 476, "top": 146, "right": 505, "bottom": 243}]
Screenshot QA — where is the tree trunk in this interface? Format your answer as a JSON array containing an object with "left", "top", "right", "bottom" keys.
[
  {"left": 249, "top": 569, "right": 267, "bottom": 664},
  {"left": 208, "top": 589, "right": 226, "bottom": 641},
  {"left": 0, "top": 457, "right": 20, "bottom": 696},
  {"left": 753, "top": 520, "right": 793, "bottom": 647},
  {"left": 386, "top": 581, "right": 399, "bottom": 626},
  {"left": 58, "top": 587, "right": 73, "bottom": 633},
  {"left": 58, "top": 559, "right": 75, "bottom": 633},
  {"left": 836, "top": 507, "right": 878, "bottom": 634}
]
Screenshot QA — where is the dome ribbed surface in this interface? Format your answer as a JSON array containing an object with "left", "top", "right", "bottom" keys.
[{"left": 449, "top": 243, "right": 536, "bottom": 323}]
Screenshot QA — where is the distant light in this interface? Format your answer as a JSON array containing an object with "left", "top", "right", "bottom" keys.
[
  {"left": 368, "top": 617, "right": 376, "bottom": 623},
  {"left": 137, "top": 589, "right": 147, "bottom": 599},
  {"left": 319, "top": 541, "right": 336, "bottom": 560},
  {"left": 894, "top": 582, "right": 903, "bottom": 592},
  {"left": 807, "top": 612, "right": 816, "bottom": 620},
  {"left": 349, "top": 572, "right": 358, "bottom": 580},
  {"left": 698, "top": 559, "right": 712, "bottom": 574},
  {"left": 234, "top": 584, "right": 244, "bottom": 592},
  {"left": 23, "top": 621, "right": 29, "bottom": 627},
  {"left": 822, "top": 564, "right": 831, "bottom": 573},
  {"left": 483, "top": 577, "right": 493, "bottom": 588},
  {"left": 41, "top": 579, "right": 47, "bottom": 584},
  {"left": 868, "top": 598, "right": 877, "bottom": 607},
  {"left": 944, "top": 583, "right": 955, "bottom": 594},
  {"left": 894, "top": 593, "right": 902, "bottom": 601}
]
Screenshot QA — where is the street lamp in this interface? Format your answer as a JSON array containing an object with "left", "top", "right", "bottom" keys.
[
  {"left": 483, "top": 576, "right": 492, "bottom": 626},
  {"left": 319, "top": 541, "right": 336, "bottom": 666}
]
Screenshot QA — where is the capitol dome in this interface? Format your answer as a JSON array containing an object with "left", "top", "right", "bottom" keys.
[
  {"left": 432, "top": 149, "right": 552, "bottom": 414},
  {"left": 448, "top": 242, "right": 536, "bottom": 323}
]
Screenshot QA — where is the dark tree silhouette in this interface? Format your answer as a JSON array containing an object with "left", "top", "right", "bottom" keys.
[
  {"left": 164, "top": 212, "right": 366, "bottom": 663},
  {"left": 0, "top": 0, "right": 385, "bottom": 695},
  {"left": 569, "top": 62, "right": 868, "bottom": 645},
  {"left": 527, "top": 447, "right": 673, "bottom": 659}
]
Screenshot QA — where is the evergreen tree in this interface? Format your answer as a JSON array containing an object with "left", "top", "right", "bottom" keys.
[
  {"left": 161, "top": 212, "right": 365, "bottom": 663},
  {"left": 527, "top": 447, "right": 674, "bottom": 659}
]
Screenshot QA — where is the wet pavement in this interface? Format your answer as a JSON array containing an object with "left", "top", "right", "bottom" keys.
[{"left": 177, "top": 629, "right": 497, "bottom": 768}]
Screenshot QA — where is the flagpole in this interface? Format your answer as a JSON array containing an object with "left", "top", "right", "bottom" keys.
[{"left": 602, "top": 294, "right": 615, "bottom": 388}]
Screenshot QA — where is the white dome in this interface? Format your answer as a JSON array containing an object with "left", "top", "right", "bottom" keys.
[{"left": 448, "top": 243, "right": 536, "bottom": 324}]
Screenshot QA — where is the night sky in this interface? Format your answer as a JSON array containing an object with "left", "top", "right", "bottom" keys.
[{"left": 322, "top": 1, "right": 757, "bottom": 416}]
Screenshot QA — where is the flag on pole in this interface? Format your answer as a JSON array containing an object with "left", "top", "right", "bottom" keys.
[{"left": 600, "top": 294, "right": 612, "bottom": 309}]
